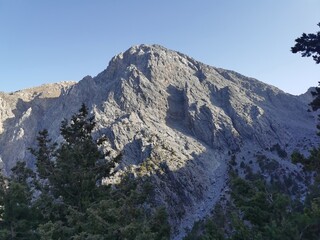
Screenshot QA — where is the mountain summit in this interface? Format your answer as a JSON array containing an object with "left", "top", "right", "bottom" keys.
[{"left": 0, "top": 44, "right": 317, "bottom": 238}]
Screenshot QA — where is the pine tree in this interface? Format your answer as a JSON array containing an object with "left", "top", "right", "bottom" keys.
[
  {"left": 0, "top": 162, "right": 39, "bottom": 240},
  {"left": 29, "top": 129, "right": 56, "bottom": 181},
  {"left": 50, "top": 103, "right": 116, "bottom": 211},
  {"left": 291, "top": 22, "right": 320, "bottom": 64},
  {"left": 0, "top": 103, "right": 173, "bottom": 240}
]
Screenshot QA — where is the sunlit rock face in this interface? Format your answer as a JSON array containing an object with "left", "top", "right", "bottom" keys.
[{"left": 0, "top": 45, "right": 317, "bottom": 239}]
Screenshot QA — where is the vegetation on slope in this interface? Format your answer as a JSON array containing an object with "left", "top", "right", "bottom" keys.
[
  {"left": 185, "top": 158, "right": 320, "bottom": 240},
  {"left": 185, "top": 23, "right": 320, "bottom": 239},
  {"left": 1, "top": 22, "right": 320, "bottom": 240},
  {"left": 0, "top": 104, "right": 170, "bottom": 240}
]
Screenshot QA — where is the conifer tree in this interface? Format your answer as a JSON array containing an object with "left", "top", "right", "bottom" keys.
[
  {"left": 291, "top": 22, "right": 320, "bottom": 64},
  {"left": 29, "top": 129, "right": 56, "bottom": 181},
  {"left": 292, "top": 22, "right": 320, "bottom": 130},
  {"left": 50, "top": 103, "right": 116, "bottom": 211},
  {"left": 2, "top": 104, "right": 170, "bottom": 239},
  {"left": 29, "top": 104, "right": 116, "bottom": 213},
  {"left": 0, "top": 162, "right": 38, "bottom": 240}
]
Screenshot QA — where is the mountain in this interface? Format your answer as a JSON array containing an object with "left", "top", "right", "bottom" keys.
[{"left": 0, "top": 44, "right": 317, "bottom": 239}]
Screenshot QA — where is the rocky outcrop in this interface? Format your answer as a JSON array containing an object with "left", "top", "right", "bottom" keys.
[{"left": 0, "top": 45, "right": 317, "bottom": 239}]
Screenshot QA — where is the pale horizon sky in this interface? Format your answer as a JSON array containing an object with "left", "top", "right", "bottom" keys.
[{"left": 0, "top": 0, "right": 319, "bottom": 95}]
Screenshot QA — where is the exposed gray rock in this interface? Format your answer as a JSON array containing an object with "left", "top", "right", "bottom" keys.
[{"left": 0, "top": 44, "right": 318, "bottom": 239}]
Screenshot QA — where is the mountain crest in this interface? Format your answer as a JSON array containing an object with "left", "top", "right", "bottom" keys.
[{"left": 0, "top": 44, "right": 318, "bottom": 239}]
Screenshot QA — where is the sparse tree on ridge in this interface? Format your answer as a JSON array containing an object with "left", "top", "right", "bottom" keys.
[
  {"left": 292, "top": 22, "right": 320, "bottom": 128},
  {"left": 291, "top": 22, "right": 320, "bottom": 64}
]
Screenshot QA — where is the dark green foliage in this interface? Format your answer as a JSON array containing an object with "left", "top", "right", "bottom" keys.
[
  {"left": 184, "top": 219, "right": 225, "bottom": 240},
  {"left": 34, "top": 176, "right": 170, "bottom": 240},
  {"left": 29, "top": 129, "right": 56, "bottom": 180},
  {"left": 229, "top": 155, "right": 237, "bottom": 166},
  {"left": 239, "top": 161, "right": 245, "bottom": 168},
  {"left": 0, "top": 162, "right": 39, "bottom": 239},
  {"left": 0, "top": 174, "right": 6, "bottom": 220},
  {"left": 291, "top": 148, "right": 320, "bottom": 173},
  {"left": 186, "top": 165, "right": 320, "bottom": 240},
  {"left": 270, "top": 143, "right": 287, "bottom": 158},
  {"left": 184, "top": 202, "right": 229, "bottom": 240},
  {"left": 30, "top": 104, "right": 120, "bottom": 214},
  {"left": 291, "top": 22, "right": 320, "bottom": 132},
  {"left": 0, "top": 104, "right": 170, "bottom": 239},
  {"left": 310, "top": 87, "right": 320, "bottom": 112},
  {"left": 80, "top": 178, "right": 170, "bottom": 240},
  {"left": 291, "top": 151, "right": 305, "bottom": 165},
  {"left": 231, "top": 176, "right": 289, "bottom": 230},
  {"left": 291, "top": 22, "right": 320, "bottom": 64}
]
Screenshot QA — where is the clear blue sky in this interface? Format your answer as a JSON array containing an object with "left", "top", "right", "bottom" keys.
[{"left": 0, "top": 0, "right": 319, "bottom": 95}]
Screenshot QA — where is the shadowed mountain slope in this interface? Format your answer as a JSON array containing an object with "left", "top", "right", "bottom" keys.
[{"left": 0, "top": 44, "right": 317, "bottom": 239}]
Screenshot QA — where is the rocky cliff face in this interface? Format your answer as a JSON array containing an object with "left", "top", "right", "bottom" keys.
[{"left": 0, "top": 45, "right": 317, "bottom": 239}]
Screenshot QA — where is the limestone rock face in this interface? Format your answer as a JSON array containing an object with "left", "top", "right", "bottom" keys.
[
  {"left": 0, "top": 45, "right": 317, "bottom": 239},
  {"left": 0, "top": 82, "right": 77, "bottom": 171}
]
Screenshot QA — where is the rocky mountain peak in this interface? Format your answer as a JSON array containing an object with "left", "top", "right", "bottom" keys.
[{"left": 0, "top": 45, "right": 318, "bottom": 239}]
